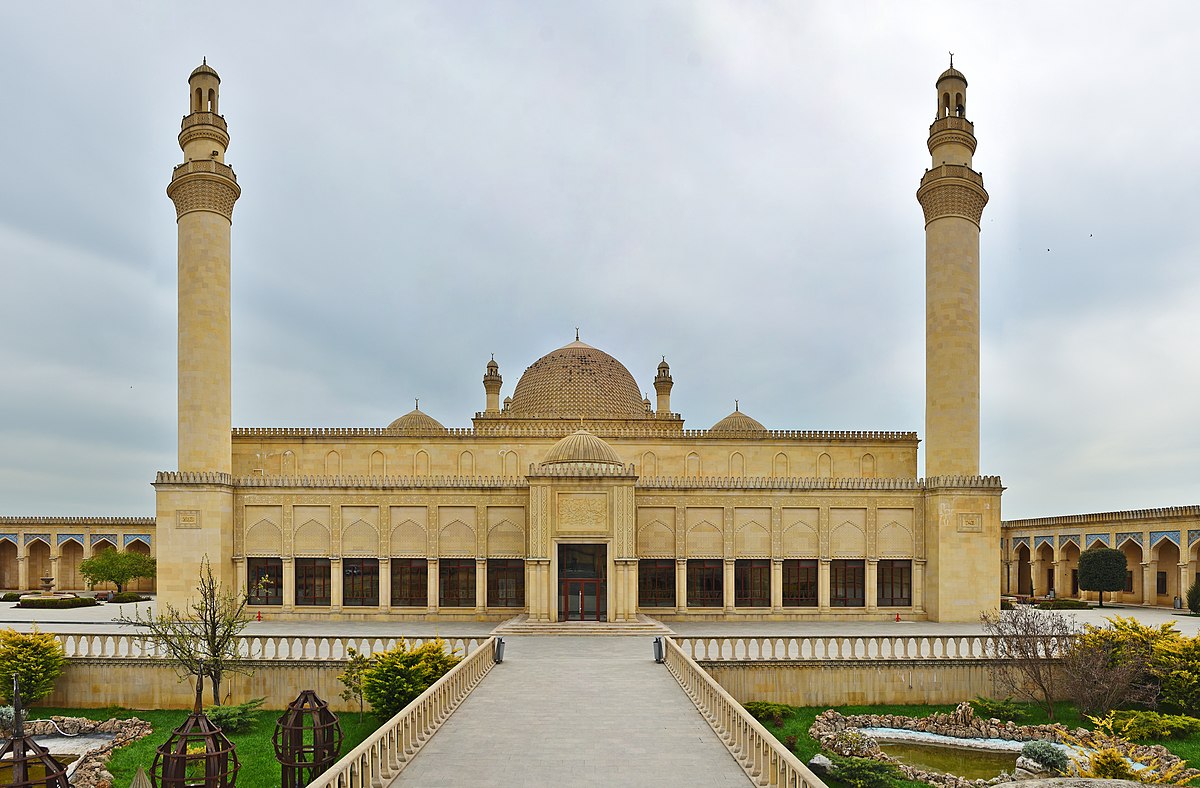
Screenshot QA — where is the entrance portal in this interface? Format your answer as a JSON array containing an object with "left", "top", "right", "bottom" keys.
[{"left": 558, "top": 543, "right": 607, "bottom": 622}]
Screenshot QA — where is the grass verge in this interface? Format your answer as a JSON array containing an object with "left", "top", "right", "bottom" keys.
[{"left": 31, "top": 705, "right": 381, "bottom": 786}]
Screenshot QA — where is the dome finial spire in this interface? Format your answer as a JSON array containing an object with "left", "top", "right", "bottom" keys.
[
  {"left": 575, "top": 326, "right": 580, "bottom": 342},
  {"left": 735, "top": 399, "right": 739, "bottom": 412},
  {"left": 415, "top": 398, "right": 419, "bottom": 410},
  {"left": 948, "top": 51, "right": 953, "bottom": 69}
]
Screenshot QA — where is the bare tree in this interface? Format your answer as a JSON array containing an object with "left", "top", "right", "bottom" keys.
[
  {"left": 120, "top": 556, "right": 252, "bottom": 705},
  {"left": 980, "top": 606, "right": 1077, "bottom": 720},
  {"left": 1061, "top": 634, "right": 1157, "bottom": 714}
]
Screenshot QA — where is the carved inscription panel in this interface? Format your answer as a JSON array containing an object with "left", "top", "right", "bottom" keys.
[{"left": 556, "top": 493, "right": 609, "bottom": 535}]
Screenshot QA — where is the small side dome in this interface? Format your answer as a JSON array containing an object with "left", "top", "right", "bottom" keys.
[
  {"left": 542, "top": 430, "right": 624, "bottom": 466},
  {"left": 486, "top": 358, "right": 499, "bottom": 371},
  {"left": 387, "top": 406, "right": 447, "bottom": 434},
  {"left": 658, "top": 358, "right": 670, "bottom": 372},
  {"left": 710, "top": 405, "right": 767, "bottom": 434}
]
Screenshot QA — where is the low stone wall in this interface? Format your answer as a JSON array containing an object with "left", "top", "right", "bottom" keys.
[
  {"left": 700, "top": 659, "right": 1041, "bottom": 706},
  {"left": 45, "top": 658, "right": 361, "bottom": 711}
]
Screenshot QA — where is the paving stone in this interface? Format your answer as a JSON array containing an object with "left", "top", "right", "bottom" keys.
[{"left": 389, "top": 636, "right": 751, "bottom": 786}]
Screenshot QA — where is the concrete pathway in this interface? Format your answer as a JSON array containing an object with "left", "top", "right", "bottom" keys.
[{"left": 389, "top": 636, "right": 751, "bottom": 787}]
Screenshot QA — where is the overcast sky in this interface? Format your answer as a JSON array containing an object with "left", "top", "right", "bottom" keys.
[{"left": 2, "top": 2, "right": 1199, "bottom": 520}]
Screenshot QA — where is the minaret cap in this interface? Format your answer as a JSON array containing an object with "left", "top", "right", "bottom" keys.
[{"left": 190, "top": 58, "right": 220, "bottom": 82}]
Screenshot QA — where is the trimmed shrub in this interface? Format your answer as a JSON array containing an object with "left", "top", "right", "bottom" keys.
[
  {"left": 828, "top": 756, "right": 906, "bottom": 788},
  {"left": 1187, "top": 578, "right": 1200, "bottom": 615},
  {"left": 1, "top": 593, "right": 21, "bottom": 602},
  {"left": 110, "top": 592, "right": 150, "bottom": 604},
  {"left": 204, "top": 696, "right": 265, "bottom": 733},
  {"left": 1037, "top": 598, "right": 1089, "bottom": 610},
  {"left": 1107, "top": 710, "right": 1200, "bottom": 741},
  {"left": 999, "top": 599, "right": 1014, "bottom": 610},
  {"left": 969, "top": 695, "right": 1027, "bottom": 722},
  {"left": 1021, "top": 740, "right": 1068, "bottom": 774},
  {"left": 362, "top": 639, "right": 461, "bottom": 719},
  {"left": 743, "top": 701, "right": 796, "bottom": 727},
  {"left": 17, "top": 596, "right": 98, "bottom": 609},
  {"left": 0, "top": 628, "right": 66, "bottom": 704}
]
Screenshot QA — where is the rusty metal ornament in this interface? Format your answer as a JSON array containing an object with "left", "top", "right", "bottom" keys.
[
  {"left": 272, "top": 690, "right": 343, "bottom": 788},
  {"left": 151, "top": 669, "right": 239, "bottom": 788},
  {"left": 0, "top": 676, "right": 69, "bottom": 787}
]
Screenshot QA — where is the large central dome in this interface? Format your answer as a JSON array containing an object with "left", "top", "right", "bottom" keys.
[{"left": 509, "top": 340, "right": 646, "bottom": 419}]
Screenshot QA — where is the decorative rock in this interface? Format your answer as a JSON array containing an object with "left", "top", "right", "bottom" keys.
[
  {"left": 807, "top": 753, "right": 835, "bottom": 777},
  {"left": 1015, "top": 756, "right": 1048, "bottom": 776}
]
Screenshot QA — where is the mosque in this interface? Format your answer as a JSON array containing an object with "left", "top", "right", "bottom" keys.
[{"left": 3, "top": 62, "right": 1191, "bottom": 622}]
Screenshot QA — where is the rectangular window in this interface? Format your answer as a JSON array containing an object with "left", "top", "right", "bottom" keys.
[
  {"left": 734, "top": 559, "right": 770, "bottom": 607},
  {"left": 1157, "top": 571, "right": 1167, "bottom": 595},
  {"left": 686, "top": 559, "right": 723, "bottom": 607},
  {"left": 638, "top": 559, "right": 676, "bottom": 607},
  {"left": 342, "top": 558, "right": 379, "bottom": 607},
  {"left": 390, "top": 559, "right": 428, "bottom": 607},
  {"left": 830, "top": 559, "right": 865, "bottom": 607},
  {"left": 782, "top": 559, "right": 818, "bottom": 607},
  {"left": 487, "top": 559, "right": 525, "bottom": 607},
  {"left": 295, "top": 558, "right": 331, "bottom": 606},
  {"left": 247, "top": 557, "right": 282, "bottom": 606},
  {"left": 1125, "top": 571, "right": 1134, "bottom": 593},
  {"left": 877, "top": 560, "right": 912, "bottom": 607},
  {"left": 439, "top": 559, "right": 476, "bottom": 608}
]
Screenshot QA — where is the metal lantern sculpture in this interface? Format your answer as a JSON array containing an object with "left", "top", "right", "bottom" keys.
[
  {"left": 0, "top": 676, "right": 69, "bottom": 787},
  {"left": 151, "top": 669, "right": 239, "bottom": 788},
  {"left": 272, "top": 690, "right": 343, "bottom": 788}
]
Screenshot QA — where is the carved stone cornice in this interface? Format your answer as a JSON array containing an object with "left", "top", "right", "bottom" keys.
[
  {"left": 926, "top": 116, "right": 977, "bottom": 155},
  {"left": 167, "top": 160, "right": 240, "bottom": 221},
  {"left": 917, "top": 164, "right": 988, "bottom": 227}
]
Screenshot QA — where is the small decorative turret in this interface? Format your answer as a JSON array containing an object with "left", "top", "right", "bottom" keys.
[
  {"left": 483, "top": 354, "right": 503, "bottom": 413},
  {"left": 654, "top": 357, "right": 673, "bottom": 417},
  {"left": 643, "top": 393, "right": 653, "bottom": 414}
]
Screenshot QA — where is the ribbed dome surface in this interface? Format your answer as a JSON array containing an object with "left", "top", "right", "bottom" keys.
[
  {"left": 937, "top": 67, "right": 966, "bottom": 85},
  {"left": 541, "top": 430, "right": 624, "bottom": 466},
  {"left": 509, "top": 340, "right": 645, "bottom": 419},
  {"left": 190, "top": 61, "right": 220, "bottom": 80},
  {"left": 710, "top": 408, "right": 767, "bottom": 433},
  {"left": 387, "top": 408, "right": 447, "bottom": 434}
]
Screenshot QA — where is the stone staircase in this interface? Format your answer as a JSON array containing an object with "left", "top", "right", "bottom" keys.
[{"left": 490, "top": 613, "right": 674, "bottom": 637}]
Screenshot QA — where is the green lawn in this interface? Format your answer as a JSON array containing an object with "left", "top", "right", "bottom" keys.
[
  {"left": 31, "top": 705, "right": 381, "bottom": 787},
  {"left": 756, "top": 702, "right": 1200, "bottom": 787}
]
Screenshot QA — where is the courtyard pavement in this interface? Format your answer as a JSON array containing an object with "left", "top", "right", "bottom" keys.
[{"left": 388, "top": 636, "right": 753, "bottom": 787}]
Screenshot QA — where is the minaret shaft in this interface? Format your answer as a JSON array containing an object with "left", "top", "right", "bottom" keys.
[{"left": 918, "top": 67, "right": 987, "bottom": 478}]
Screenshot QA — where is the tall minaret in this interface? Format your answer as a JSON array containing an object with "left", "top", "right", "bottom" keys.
[
  {"left": 917, "top": 61, "right": 988, "bottom": 478},
  {"left": 166, "top": 60, "right": 241, "bottom": 473}
]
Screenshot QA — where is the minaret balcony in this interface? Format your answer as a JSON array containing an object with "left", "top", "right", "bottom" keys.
[
  {"left": 170, "top": 159, "right": 238, "bottom": 184},
  {"left": 927, "top": 115, "right": 973, "bottom": 136},
  {"left": 919, "top": 163, "right": 983, "bottom": 189},
  {"left": 181, "top": 111, "right": 228, "bottom": 133}
]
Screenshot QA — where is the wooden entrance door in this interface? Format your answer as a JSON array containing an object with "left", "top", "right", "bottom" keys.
[{"left": 557, "top": 543, "right": 607, "bottom": 621}]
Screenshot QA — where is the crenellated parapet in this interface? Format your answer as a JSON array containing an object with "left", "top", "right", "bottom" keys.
[
  {"left": 1004, "top": 504, "right": 1200, "bottom": 529},
  {"left": 232, "top": 473, "right": 529, "bottom": 489}
]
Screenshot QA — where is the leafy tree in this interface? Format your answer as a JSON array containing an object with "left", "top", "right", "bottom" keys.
[
  {"left": 338, "top": 647, "right": 373, "bottom": 722},
  {"left": 1077, "top": 547, "right": 1127, "bottom": 607},
  {"left": 120, "top": 556, "right": 252, "bottom": 705},
  {"left": 1186, "top": 577, "right": 1200, "bottom": 615},
  {"left": 980, "top": 606, "right": 1076, "bottom": 720},
  {"left": 79, "top": 549, "right": 156, "bottom": 594},
  {"left": 0, "top": 627, "right": 66, "bottom": 705},
  {"left": 362, "top": 639, "right": 460, "bottom": 719}
]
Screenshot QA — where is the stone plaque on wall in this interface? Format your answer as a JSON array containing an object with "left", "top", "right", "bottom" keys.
[
  {"left": 957, "top": 512, "right": 983, "bottom": 533},
  {"left": 176, "top": 510, "right": 200, "bottom": 529},
  {"left": 556, "top": 493, "right": 608, "bottom": 534}
]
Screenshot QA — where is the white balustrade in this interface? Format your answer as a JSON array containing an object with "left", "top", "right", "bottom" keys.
[
  {"left": 52, "top": 632, "right": 486, "bottom": 661},
  {"left": 662, "top": 637, "right": 826, "bottom": 787},
  {"left": 308, "top": 636, "right": 498, "bottom": 787},
  {"left": 672, "top": 634, "right": 1028, "bottom": 661}
]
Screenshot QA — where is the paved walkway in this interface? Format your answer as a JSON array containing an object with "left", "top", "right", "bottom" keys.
[{"left": 389, "top": 636, "right": 751, "bottom": 787}]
